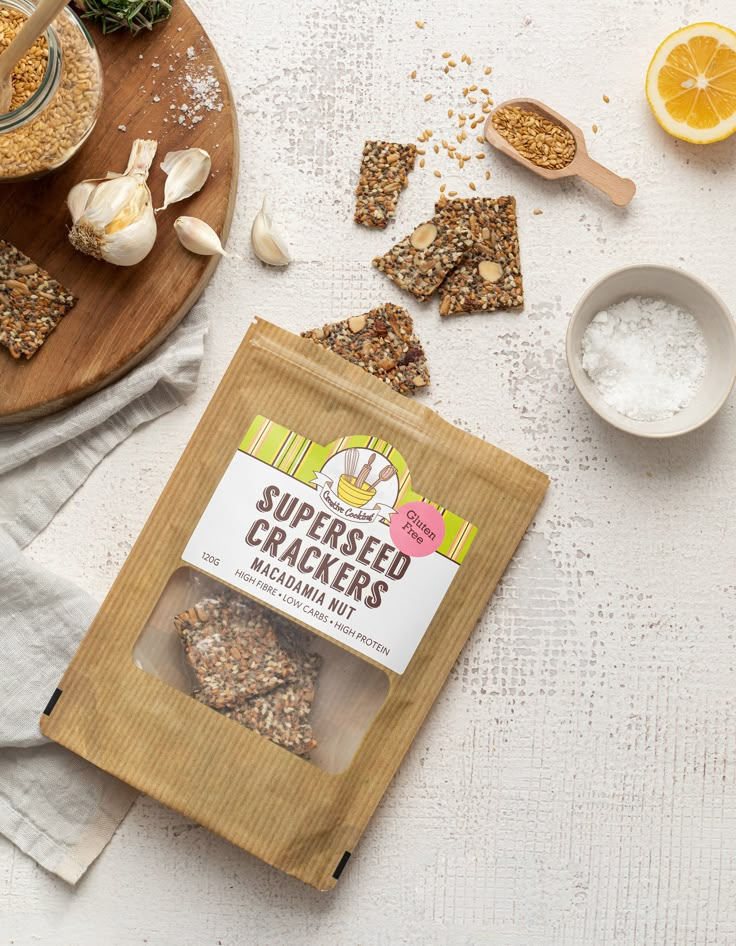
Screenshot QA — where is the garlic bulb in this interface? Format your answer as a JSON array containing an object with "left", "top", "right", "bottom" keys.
[
  {"left": 250, "top": 196, "right": 291, "bottom": 266},
  {"left": 67, "top": 139, "right": 158, "bottom": 267},
  {"left": 157, "top": 148, "right": 211, "bottom": 213},
  {"left": 174, "top": 216, "right": 235, "bottom": 257}
]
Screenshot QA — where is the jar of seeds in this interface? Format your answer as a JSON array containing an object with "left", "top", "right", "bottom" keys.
[{"left": 0, "top": 0, "right": 103, "bottom": 182}]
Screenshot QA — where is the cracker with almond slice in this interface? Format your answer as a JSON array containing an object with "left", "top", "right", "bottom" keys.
[
  {"left": 372, "top": 217, "right": 474, "bottom": 300},
  {"left": 354, "top": 140, "right": 417, "bottom": 229},
  {"left": 0, "top": 239, "right": 77, "bottom": 359},
  {"left": 434, "top": 197, "right": 523, "bottom": 316},
  {"left": 301, "top": 303, "right": 430, "bottom": 395}
]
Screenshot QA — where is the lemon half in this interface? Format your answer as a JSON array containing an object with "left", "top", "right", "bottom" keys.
[{"left": 646, "top": 22, "right": 736, "bottom": 144}]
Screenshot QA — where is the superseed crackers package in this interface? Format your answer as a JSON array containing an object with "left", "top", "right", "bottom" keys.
[{"left": 41, "top": 318, "right": 547, "bottom": 890}]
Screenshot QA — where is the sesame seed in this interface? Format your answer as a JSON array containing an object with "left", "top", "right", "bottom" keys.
[
  {"left": 533, "top": 208, "right": 543, "bottom": 214},
  {"left": 415, "top": 20, "right": 425, "bottom": 28},
  {"left": 434, "top": 169, "right": 442, "bottom": 177},
  {"left": 448, "top": 108, "right": 454, "bottom": 118},
  {"left": 439, "top": 183, "right": 446, "bottom": 191},
  {"left": 424, "top": 93, "right": 433, "bottom": 101},
  {"left": 476, "top": 152, "right": 485, "bottom": 159},
  {"left": 448, "top": 60, "right": 457, "bottom": 67},
  {"left": 410, "top": 70, "right": 417, "bottom": 79},
  {"left": 419, "top": 158, "right": 425, "bottom": 167},
  {"left": 603, "top": 94, "right": 610, "bottom": 103},
  {"left": 484, "top": 66, "right": 492, "bottom": 75},
  {"left": 442, "top": 52, "right": 451, "bottom": 58},
  {"left": 469, "top": 181, "right": 477, "bottom": 191},
  {"left": 592, "top": 124, "right": 598, "bottom": 133}
]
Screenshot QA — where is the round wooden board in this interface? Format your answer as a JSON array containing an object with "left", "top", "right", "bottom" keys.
[{"left": 0, "top": 1, "right": 238, "bottom": 424}]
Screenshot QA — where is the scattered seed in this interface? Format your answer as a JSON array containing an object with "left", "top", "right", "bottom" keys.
[
  {"left": 603, "top": 94, "right": 610, "bottom": 103},
  {"left": 592, "top": 123, "right": 598, "bottom": 133},
  {"left": 416, "top": 147, "right": 426, "bottom": 154},
  {"left": 439, "top": 183, "right": 446, "bottom": 192},
  {"left": 476, "top": 153, "right": 486, "bottom": 159},
  {"left": 410, "top": 70, "right": 417, "bottom": 79},
  {"left": 484, "top": 66, "right": 492, "bottom": 75},
  {"left": 433, "top": 144, "right": 439, "bottom": 153},
  {"left": 448, "top": 109, "right": 454, "bottom": 118},
  {"left": 485, "top": 170, "right": 491, "bottom": 180},
  {"left": 448, "top": 60, "right": 457, "bottom": 67},
  {"left": 448, "top": 190, "right": 458, "bottom": 196},
  {"left": 419, "top": 158, "right": 425, "bottom": 167},
  {"left": 469, "top": 181, "right": 477, "bottom": 191},
  {"left": 434, "top": 169, "right": 442, "bottom": 177},
  {"left": 481, "top": 87, "right": 490, "bottom": 95},
  {"left": 442, "top": 51, "right": 451, "bottom": 58},
  {"left": 424, "top": 93, "right": 433, "bottom": 101},
  {"left": 415, "top": 20, "right": 425, "bottom": 28},
  {"left": 533, "top": 208, "right": 543, "bottom": 215}
]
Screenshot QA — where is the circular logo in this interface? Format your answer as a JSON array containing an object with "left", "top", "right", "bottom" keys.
[{"left": 389, "top": 501, "right": 445, "bottom": 557}]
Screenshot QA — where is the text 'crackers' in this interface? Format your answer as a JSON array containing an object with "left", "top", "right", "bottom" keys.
[{"left": 41, "top": 319, "right": 548, "bottom": 890}]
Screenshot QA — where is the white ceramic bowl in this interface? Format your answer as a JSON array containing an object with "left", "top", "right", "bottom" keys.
[{"left": 566, "top": 264, "right": 736, "bottom": 438}]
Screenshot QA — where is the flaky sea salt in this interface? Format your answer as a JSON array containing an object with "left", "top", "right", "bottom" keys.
[{"left": 581, "top": 296, "right": 707, "bottom": 421}]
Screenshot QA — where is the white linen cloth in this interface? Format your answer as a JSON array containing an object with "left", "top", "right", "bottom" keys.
[{"left": 0, "top": 302, "right": 208, "bottom": 883}]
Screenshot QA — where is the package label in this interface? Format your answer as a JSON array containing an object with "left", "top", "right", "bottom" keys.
[{"left": 182, "top": 416, "right": 477, "bottom": 673}]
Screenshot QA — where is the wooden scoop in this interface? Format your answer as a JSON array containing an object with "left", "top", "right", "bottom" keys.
[
  {"left": 484, "top": 98, "right": 636, "bottom": 207},
  {"left": 0, "top": 0, "right": 70, "bottom": 114}
]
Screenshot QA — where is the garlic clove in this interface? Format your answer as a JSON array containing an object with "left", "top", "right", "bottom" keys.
[
  {"left": 67, "top": 180, "right": 97, "bottom": 224},
  {"left": 157, "top": 148, "right": 211, "bottom": 213},
  {"left": 174, "top": 216, "right": 235, "bottom": 258},
  {"left": 99, "top": 206, "right": 157, "bottom": 266},
  {"left": 250, "top": 196, "right": 291, "bottom": 267}
]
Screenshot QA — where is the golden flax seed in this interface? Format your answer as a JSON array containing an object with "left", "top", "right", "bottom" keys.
[{"left": 491, "top": 104, "right": 576, "bottom": 169}]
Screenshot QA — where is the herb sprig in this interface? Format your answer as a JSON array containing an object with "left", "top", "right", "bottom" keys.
[{"left": 73, "top": 0, "right": 173, "bottom": 35}]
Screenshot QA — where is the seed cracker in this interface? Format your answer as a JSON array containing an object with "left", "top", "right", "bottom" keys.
[
  {"left": 175, "top": 595, "right": 297, "bottom": 707},
  {"left": 301, "top": 302, "right": 430, "bottom": 394},
  {"left": 434, "top": 197, "right": 523, "bottom": 316},
  {"left": 372, "top": 217, "right": 474, "bottom": 300},
  {"left": 0, "top": 240, "right": 77, "bottom": 359},
  {"left": 221, "top": 651, "right": 322, "bottom": 755},
  {"left": 354, "top": 140, "right": 417, "bottom": 229}
]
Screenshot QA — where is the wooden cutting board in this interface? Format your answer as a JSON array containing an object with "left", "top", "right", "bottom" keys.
[{"left": 0, "top": 0, "right": 238, "bottom": 424}]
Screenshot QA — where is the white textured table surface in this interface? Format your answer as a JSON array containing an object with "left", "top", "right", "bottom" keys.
[{"left": 4, "top": 0, "right": 736, "bottom": 943}]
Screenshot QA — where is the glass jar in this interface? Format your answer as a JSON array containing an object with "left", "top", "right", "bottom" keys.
[{"left": 0, "top": 0, "right": 103, "bottom": 182}]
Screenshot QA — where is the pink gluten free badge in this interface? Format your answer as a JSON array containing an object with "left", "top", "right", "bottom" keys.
[{"left": 389, "top": 500, "right": 445, "bottom": 557}]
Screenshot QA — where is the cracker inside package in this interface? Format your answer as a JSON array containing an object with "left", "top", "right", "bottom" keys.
[
  {"left": 41, "top": 318, "right": 548, "bottom": 891},
  {"left": 0, "top": 239, "right": 77, "bottom": 359},
  {"left": 372, "top": 217, "right": 474, "bottom": 300},
  {"left": 301, "top": 302, "right": 430, "bottom": 395},
  {"left": 434, "top": 197, "right": 524, "bottom": 316},
  {"left": 354, "top": 140, "right": 417, "bottom": 228},
  {"left": 174, "top": 594, "right": 297, "bottom": 707}
]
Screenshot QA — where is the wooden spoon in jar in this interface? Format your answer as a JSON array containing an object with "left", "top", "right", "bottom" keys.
[
  {"left": 0, "top": 0, "right": 70, "bottom": 114},
  {"left": 484, "top": 98, "right": 636, "bottom": 207}
]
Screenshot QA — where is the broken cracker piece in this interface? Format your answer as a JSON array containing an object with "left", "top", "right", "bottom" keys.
[
  {"left": 434, "top": 197, "right": 523, "bottom": 315},
  {"left": 301, "top": 303, "right": 430, "bottom": 395},
  {"left": 221, "top": 651, "right": 322, "bottom": 755},
  {"left": 0, "top": 239, "right": 77, "bottom": 359},
  {"left": 175, "top": 594, "right": 297, "bottom": 707},
  {"left": 372, "top": 217, "right": 474, "bottom": 300},
  {"left": 354, "top": 140, "right": 417, "bottom": 229}
]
